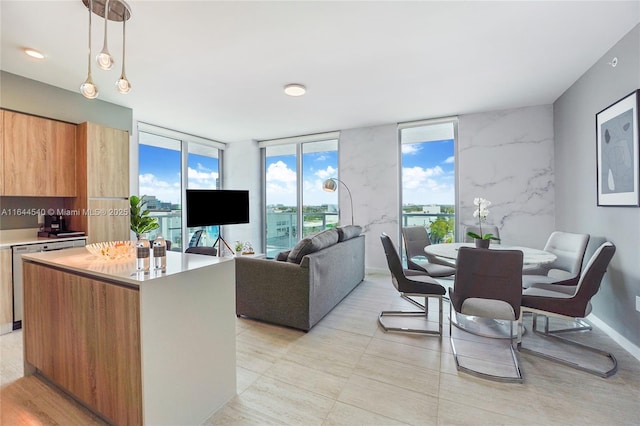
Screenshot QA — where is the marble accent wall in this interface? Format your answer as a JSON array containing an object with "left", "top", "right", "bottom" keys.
[
  {"left": 458, "top": 105, "right": 555, "bottom": 249},
  {"left": 337, "top": 106, "right": 555, "bottom": 271},
  {"left": 339, "top": 124, "right": 399, "bottom": 271}
]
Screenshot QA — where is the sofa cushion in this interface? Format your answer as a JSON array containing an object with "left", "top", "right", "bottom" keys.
[
  {"left": 337, "top": 225, "right": 362, "bottom": 242},
  {"left": 287, "top": 228, "right": 339, "bottom": 264},
  {"left": 276, "top": 250, "right": 290, "bottom": 261}
]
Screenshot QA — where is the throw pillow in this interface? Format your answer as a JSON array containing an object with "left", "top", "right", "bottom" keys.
[
  {"left": 337, "top": 225, "right": 362, "bottom": 242},
  {"left": 276, "top": 250, "right": 290, "bottom": 261},
  {"left": 286, "top": 228, "right": 339, "bottom": 264}
]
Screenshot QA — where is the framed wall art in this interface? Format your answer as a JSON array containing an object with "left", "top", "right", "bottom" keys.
[{"left": 596, "top": 89, "right": 640, "bottom": 207}]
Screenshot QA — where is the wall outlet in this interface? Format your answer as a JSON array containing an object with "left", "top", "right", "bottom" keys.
[{"left": 636, "top": 296, "right": 640, "bottom": 313}]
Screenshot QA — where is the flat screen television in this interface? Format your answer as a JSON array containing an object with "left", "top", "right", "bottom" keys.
[{"left": 186, "top": 189, "right": 249, "bottom": 227}]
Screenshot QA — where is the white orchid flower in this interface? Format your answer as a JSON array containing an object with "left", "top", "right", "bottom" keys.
[{"left": 467, "top": 197, "right": 500, "bottom": 242}]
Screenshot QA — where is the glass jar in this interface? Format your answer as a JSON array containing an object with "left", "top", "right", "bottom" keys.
[
  {"left": 153, "top": 234, "right": 167, "bottom": 271},
  {"left": 136, "top": 234, "right": 150, "bottom": 271}
]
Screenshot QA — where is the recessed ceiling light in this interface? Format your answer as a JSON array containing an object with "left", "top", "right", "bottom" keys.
[
  {"left": 24, "top": 48, "right": 45, "bottom": 60},
  {"left": 284, "top": 83, "right": 306, "bottom": 97}
]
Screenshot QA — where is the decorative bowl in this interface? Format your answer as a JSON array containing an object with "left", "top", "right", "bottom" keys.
[{"left": 85, "top": 240, "right": 136, "bottom": 261}]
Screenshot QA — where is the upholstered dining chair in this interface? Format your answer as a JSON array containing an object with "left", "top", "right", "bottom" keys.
[
  {"left": 379, "top": 233, "right": 447, "bottom": 336},
  {"left": 188, "top": 229, "right": 204, "bottom": 247},
  {"left": 185, "top": 246, "right": 217, "bottom": 256},
  {"left": 519, "top": 241, "right": 617, "bottom": 378},
  {"left": 522, "top": 231, "right": 589, "bottom": 288},
  {"left": 463, "top": 224, "right": 501, "bottom": 243},
  {"left": 449, "top": 246, "right": 524, "bottom": 383},
  {"left": 402, "top": 226, "right": 456, "bottom": 277}
]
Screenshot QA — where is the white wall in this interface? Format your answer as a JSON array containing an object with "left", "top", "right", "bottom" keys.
[{"left": 223, "top": 140, "right": 263, "bottom": 251}]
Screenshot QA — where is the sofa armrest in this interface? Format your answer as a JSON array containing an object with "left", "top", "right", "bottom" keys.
[{"left": 235, "top": 256, "right": 312, "bottom": 330}]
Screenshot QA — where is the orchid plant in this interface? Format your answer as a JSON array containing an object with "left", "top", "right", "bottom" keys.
[{"left": 466, "top": 197, "right": 501, "bottom": 241}]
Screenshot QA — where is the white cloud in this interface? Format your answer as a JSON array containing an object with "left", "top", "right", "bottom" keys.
[
  {"left": 402, "top": 166, "right": 444, "bottom": 189},
  {"left": 402, "top": 165, "right": 454, "bottom": 205},
  {"left": 265, "top": 161, "right": 297, "bottom": 205},
  {"left": 139, "top": 173, "right": 181, "bottom": 204},
  {"left": 266, "top": 161, "right": 296, "bottom": 183},
  {"left": 402, "top": 144, "right": 422, "bottom": 155},
  {"left": 315, "top": 165, "right": 336, "bottom": 180},
  {"left": 444, "top": 156, "right": 455, "bottom": 164},
  {"left": 196, "top": 162, "right": 212, "bottom": 172},
  {"left": 187, "top": 166, "right": 218, "bottom": 189}
]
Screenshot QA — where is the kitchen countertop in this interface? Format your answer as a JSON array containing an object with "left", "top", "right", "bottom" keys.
[
  {"left": 21, "top": 247, "right": 234, "bottom": 288},
  {"left": 0, "top": 228, "right": 86, "bottom": 249}
]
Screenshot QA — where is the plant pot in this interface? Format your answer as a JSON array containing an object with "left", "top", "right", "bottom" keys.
[{"left": 475, "top": 238, "right": 490, "bottom": 249}]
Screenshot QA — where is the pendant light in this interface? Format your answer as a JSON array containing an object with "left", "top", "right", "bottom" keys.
[
  {"left": 79, "top": 0, "right": 131, "bottom": 99},
  {"left": 116, "top": 14, "right": 131, "bottom": 93},
  {"left": 80, "top": 0, "right": 99, "bottom": 99},
  {"left": 96, "top": 0, "right": 114, "bottom": 70}
]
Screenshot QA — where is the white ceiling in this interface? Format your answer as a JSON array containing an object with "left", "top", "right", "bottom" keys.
[{"left": 1, "top": 1, "right": 639, "bottom": 143}]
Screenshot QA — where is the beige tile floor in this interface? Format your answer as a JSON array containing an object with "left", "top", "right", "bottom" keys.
[{"left": 1, "top": 272, "right": 639, "bottom": 425}]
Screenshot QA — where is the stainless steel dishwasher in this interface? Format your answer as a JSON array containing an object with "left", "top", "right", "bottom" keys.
[{"left": 11, "top": 239, "right": 86, "bottom": 330}]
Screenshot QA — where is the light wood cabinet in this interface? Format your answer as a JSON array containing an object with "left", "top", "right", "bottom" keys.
[
  {"left": 0, "top": 249, "right": 12, "bottom": 331},
  {"left": 80, "top": 122, "right": 129, "bottom": 197},
  {"left": 85, "top": 199, "right": 130, "bottom": 243},
  {"left": 2, "top": 110, "right": 76, "bottom": 196},
  {"left": 67, "top": 122, "right": 130, "bottom": 243},
  {"left": 0, "top": 111, "right": 4, "bottom": 194},
  {"left": 23, "top": 261, "right": 142, "bottom": 425}
]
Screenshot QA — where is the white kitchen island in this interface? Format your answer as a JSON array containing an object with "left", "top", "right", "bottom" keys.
[{"left": 21, "top": 247, "right": 236, "bottom": 425}]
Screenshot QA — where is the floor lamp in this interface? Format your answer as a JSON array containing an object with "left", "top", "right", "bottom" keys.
[{"left": 322, "top": 178, "right": 354, "bottom": 225}]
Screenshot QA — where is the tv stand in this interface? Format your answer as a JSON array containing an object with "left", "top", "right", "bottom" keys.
[{"left": 212, "top": 235, "right": 234, "bottom": 257}]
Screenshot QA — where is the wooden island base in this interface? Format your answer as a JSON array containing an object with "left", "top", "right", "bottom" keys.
[{"left": 22, "top": 249, "right": 236, "bottom": 425}]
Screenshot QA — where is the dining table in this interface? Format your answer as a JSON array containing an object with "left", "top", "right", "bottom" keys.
[
  {"left": 423, "top": 242, "right": 557, "bottom": 339},
  {"left": 424, "top": 242, "right": 557, "bottom": 267}
]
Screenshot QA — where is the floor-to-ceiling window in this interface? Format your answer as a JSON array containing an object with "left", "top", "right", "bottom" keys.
[
  {"left": 187, "top": 142, "right": 221, "bottom": 246},
  {"left": 138, "top": 124, "right": 224, "bottom": 251},
  {"left": 138, "top": 132, "right": 183, "bottom": 249},
  {"left": 261, "top": 133, "right": 339, "bottom": 258},
  {"left": 400, "top": 119, "right": 457, "bottom": 253}
]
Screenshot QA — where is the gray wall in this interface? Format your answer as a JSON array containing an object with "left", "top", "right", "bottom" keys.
[
  {"left": 1, "top": 71, "right": 132, "bottom": 133},
  {"left": 554, "top": 24, "right": 640, "bottom": 348},
  {"left": 0, "top": 71, "right": 133, "bottom": 230}
]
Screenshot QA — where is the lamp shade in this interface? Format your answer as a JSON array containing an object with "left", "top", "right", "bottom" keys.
[
  {"left": 322, "top": 178, "right": 338, "bottom": 192},
  {"left": 321, "top": 178, "right": 354, "bottom": 225}
]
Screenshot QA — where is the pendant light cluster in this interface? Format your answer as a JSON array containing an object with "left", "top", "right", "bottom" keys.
[{"left": 80, "top": 0, "right": 131, "bottom": 99}]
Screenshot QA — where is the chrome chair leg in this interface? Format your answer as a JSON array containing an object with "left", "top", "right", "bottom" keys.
[
  {"left": 449, "top": 303, "right": 523, "bottom": 383},
  {"left": 520, "top": 313, "right": 617, "bottom": 378},
  {"left": 378, "top": 294, "right": 443, "bottom": 337}
]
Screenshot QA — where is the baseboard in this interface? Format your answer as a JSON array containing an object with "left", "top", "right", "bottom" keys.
[{"left": 588, "top": 314, "right": 640, "bottom": 361}]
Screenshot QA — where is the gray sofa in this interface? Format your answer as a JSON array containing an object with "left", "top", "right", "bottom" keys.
[{"left": 235, "top": 226, "right": 365, "bottom": 331}]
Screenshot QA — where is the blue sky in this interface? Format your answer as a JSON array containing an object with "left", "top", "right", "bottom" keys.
[
  {"left": 401, "top": 139, "right": 455, "bottom": 205},
  {"left": 139, "top": 145, "right": 219, "bottom": 205},
  {"left": 140, "top": 139, "right": 454, "bottom": 207},
  {"left": 265, "top": 140, "right": 455, "bottom": 206},
  {"left": 266, "top": 151, "right": 339, "bottom": 206}
]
